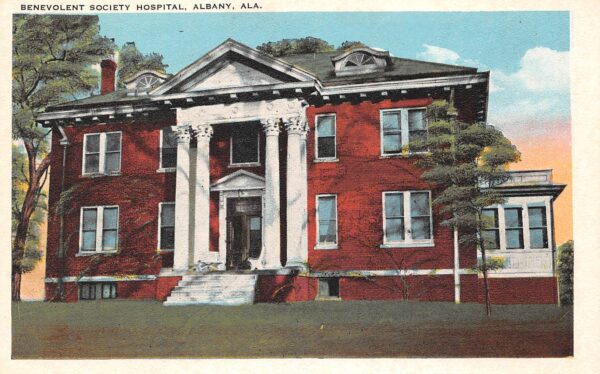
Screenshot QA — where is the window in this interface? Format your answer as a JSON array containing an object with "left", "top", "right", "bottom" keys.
[
  {"left": 79, "top": 282, "right": 117, "bottom": 300},
  {"left": 160, "top": 127, "right": 177, "bottom": 169},
  {"left": 80, "top": 206, "right": 119, "bottom": 253},
  {"left": 231, "top": 125, "right": 259, "bottom": 165},
  {"left": 528, "top": 206, "right": 548, "bottom": 249},
  {"left": 158, "top": 202, "right": 175, "bottom": 250},
  {"left": 504, "top": 207, "right": 524, "bottom": 249},
  {"left": 316, "top": 195, "right": 338, "bottom": 248},
  {"left": 345, "top": 53, "right": 375, "bottom": 67},
  {"left": 318, "top": 277, "right": 340, "bottom": 298},
  {"left": 481, "top": 208, "right": 500, "bottom": 249},
  {"left": 381, "top": 108, "right": 427, "bottom": 155},
  {"left": 383, "top": 191, "right": 432, "bottom": 246},
  {"left": 83, "top": 132, "right": 121, "bottom": 175},
  {"left": 315, "top": 114, "right": 336, "bottom": 159}
]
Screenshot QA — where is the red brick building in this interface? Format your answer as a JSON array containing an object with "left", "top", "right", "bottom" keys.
[{"left": 39, "top": 39, "right": 565, "bottom": 304}]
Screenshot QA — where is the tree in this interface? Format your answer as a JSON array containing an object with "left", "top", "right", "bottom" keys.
[
  {"left": 557, "top": 240, "right": 573, "bottom": 305},
  {"left": 416, "top": 100, "right": 520, "bottom": 316},
  {"left": 116, "top": 42, "right": 168, "bottom": 87},
  {"left": 338, "top": 41, "right": 368, "bottom": 50},
  {"left": 12, "top": 15, "right": 114, "bottom": 301},
  {"left": 257, "top": 37, "right": 335, "bottom": 57}
]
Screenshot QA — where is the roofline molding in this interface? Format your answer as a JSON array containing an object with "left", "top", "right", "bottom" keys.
[{"left": 149, "top": 38, "right": 317, "bottom": 95}]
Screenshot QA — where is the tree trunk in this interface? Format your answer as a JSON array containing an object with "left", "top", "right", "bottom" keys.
[
  {"left": 12, "top": 144, "right": 50, "bottom": 301},
  {"left": 479, "top": 235, "right": 492, "bottom": 317}
]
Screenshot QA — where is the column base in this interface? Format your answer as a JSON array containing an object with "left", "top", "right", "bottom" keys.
[{"left": 284, "top": 259, "right": 308, "bottom": 271}]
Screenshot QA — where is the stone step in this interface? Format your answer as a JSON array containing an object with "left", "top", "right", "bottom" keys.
[{"left": 164, "top": 273, "right": 258, "bottom": 306}]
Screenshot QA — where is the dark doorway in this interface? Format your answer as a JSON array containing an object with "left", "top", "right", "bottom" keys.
[{"left": 226, "top": 197, "right": 262, "bottom": 270}]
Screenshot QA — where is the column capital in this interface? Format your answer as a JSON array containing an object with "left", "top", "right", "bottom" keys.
[
  {"left": 172, "top": 125, "right": 191, "bottom": 144},
  {"left": 261, "top": 118, "right": 281, "bottom": 136},
  {"left": 190, "top": 123, "right": 214, "bottom": 140},
  {"left": 284, "top": 116, "right": 309, "bottom": 136}
]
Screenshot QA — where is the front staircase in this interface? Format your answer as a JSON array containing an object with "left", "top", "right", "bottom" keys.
[{"left": 164, "top": 273, "right": 258, "bottom": 306}]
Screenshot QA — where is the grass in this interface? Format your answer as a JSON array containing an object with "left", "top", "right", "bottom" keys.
[{"left": 12, "top": 300, "right": 572, "bottom": 358}]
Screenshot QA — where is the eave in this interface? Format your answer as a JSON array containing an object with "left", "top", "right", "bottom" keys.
[{"left": 488, "top": 184, "right": 566, "bottom": 199}]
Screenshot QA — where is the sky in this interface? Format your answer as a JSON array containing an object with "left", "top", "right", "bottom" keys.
[{"left": 21, "top": 11, "right": 572, "bottom": 299}]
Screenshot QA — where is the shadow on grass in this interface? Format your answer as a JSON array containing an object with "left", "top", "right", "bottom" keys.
[{"left": 12, "top": 300, "right": 573, "bottom": 358}]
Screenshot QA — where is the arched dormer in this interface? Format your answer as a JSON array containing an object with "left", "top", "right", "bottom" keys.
[
  {"left": 124, "top": 70, "right": 170, "bottom": 96},
  {"left": 331, "top": 47, "right": 392, "bottom": 77}
]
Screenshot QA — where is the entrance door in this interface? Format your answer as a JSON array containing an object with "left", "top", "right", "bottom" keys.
[{"left": 226, "top": 197, "right": 262, "bottom": 270}]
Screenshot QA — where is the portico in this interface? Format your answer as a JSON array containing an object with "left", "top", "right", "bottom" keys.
[{"left": 172, "top": 98, "right": 309, "bottom": 272}]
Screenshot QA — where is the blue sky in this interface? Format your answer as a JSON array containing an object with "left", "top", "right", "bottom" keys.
[{"left": 99, "top": 12, "right": 570, "bottom": 130}]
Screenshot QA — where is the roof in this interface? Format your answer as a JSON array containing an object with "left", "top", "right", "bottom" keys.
[{"left": 42, "top": 39, "right": 482, "bottom": 112}]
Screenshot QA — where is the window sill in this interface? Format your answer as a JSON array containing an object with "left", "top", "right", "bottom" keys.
[
  {"left": 76, "top": 251, "right": 118, "bottom": 257},
  {"left": 157, "top": 249, "right": 174, "bottom": 253},
  {"left": 156, "top": 167, "right": 176, "bottom": 173},
  {"left": 485, "top": 248, "right": 551, "bottom": 252},
  {"left": 379, "top": 152, "right": 430, "bottom": 159},
  {"left": 228, "top": 162, "right": 261, "bottom": 168},
  {"left": 380, "top": 241, "right": 434, "bottom": 249},
  {"left": 81, "top": 172, "right": 121, "bottom": 178},
  {"left": 316, "top": 296, "right": 342, "bottom": 301},
  {"left": 314, "top": 158, "right": 339, "bottom": 163},
  {"left": 314, "top": 244, "right": 338, "bottom": 250}
]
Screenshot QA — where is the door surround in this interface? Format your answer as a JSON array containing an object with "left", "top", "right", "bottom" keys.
[{"left": 211, "top": 170, "right": 265, "bottom": 269}]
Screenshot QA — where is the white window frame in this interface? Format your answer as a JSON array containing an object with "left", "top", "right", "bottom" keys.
[
  {"left": 157, "top": 202, "right": 175, "bottom": 252},
  {"left": 78, "top": 205, "right": 119, "bottom": 254},
  {"left": 158, "top": 127, "right": 177, "bottom": 172},
  {"left": 486, "top": 201, "right": 551, "bottom": 252},
  {"left": 229, "top": 130, "right": 261, "bottom": 167},
  {"left": 82, "top": 131, "right": 122, "bottom": 175},
  {"left": 381, "top": 190, "right": 434, "bottom": 248},
  {"left": 380, "top": 107, "right": 427, "bottom": 156},
  {"left": 314, "top": 113, "right": 337, "bottom": 161},
  {"left": 315, "top": 194, "right": 338, "bottom": 250}
]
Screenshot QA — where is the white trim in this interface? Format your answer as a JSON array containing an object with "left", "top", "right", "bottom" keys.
[
  {"left": 158, "top": 202, "right": 175, "bottom": 251},
  {"left": 82, "top": 131, "right": 122, "bottom": 176},
  {"left": 379, "top": 107, "right": 427, "bottom": 157},
  {"left": 314, "top": 113, "right": 337, "bottom": 161},
  {"left": 78, "top": 205, "right": 119, "bottom": 254},
  {"left": 320, "top": 73, "right": 488, "bottom": 96},
  {"left": 315, "top": 194, "right": 338, "bottom": 249},
  {"left": 309, "top": 268, "right": 475, "bottom": 277},
  {"left": 229, "top": 128, "right": 261, "bottom": 166},
  {"left": 45, "top": 275, "right": 157, "bottom": 283},
  {"left": 382, "top": 191, "right": 434, "bottom": 247}
]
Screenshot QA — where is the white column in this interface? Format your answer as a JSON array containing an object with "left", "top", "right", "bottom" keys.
[
  {"left": 300, "top": 121, "right": 309, "bottom": 268},
  {"left": 173, "top": 124, "right": 192, "bottom": 272},
  {"left": 285, "top": 116, "right": 309, "bottom": 268},
  {"left": 191, "top": 123, "right": 213, "bottom": 265},
  {"left": 261, "top": 118, "right": 282, "bottom": 269}
]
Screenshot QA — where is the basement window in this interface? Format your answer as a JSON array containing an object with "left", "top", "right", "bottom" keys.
[
  {"left": 79, "top": 282, "right": 117, "bottom": 300},
  {"left": 318, "top": 277, "right": 340, "bottom": 299}
]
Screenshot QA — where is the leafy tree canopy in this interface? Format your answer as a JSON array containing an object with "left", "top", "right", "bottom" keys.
[
  {"left": 558, "top": 240, "right": 573, "bottom": 305},
  {"left": 116, "top": 42, "right": 168, "bottom": 87},
  {"left": 256, "top": 37, "right": 368, "bottom": 57}
]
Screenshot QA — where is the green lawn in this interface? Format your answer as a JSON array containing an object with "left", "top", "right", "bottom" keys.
[{"left": 12, "top": 300, "right": 572, "bottom": 358}]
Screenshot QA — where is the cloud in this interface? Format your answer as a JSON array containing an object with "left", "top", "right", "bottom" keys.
[
  {"left": 415, "top": 44, "right": 570, "bottom": 128},
  {"left": 491, "top": 47, "right": 569, "bottom": 93},
  {"left": 416, "top": 44, "right": 460, "bottom": 64}
]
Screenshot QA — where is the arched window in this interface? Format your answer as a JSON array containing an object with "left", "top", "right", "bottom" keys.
[
  {"left": 344, "top": 53, "right": 376, "bottom": 67},
  {"left": 135, "top": 74, "right": 162, "bottom": 91}
]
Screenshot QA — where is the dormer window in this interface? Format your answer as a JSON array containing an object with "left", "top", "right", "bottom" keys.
[
  {"left": 345, "top": 53, "right": 376, "bottom": 67},
  {"left": 124, "top": 70, "right": 169, "bottom": 96},
  {"left": 331, "top": 47, "right": 392, "bottom": 77}
]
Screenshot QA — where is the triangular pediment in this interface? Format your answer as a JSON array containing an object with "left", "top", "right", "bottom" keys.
[
  {"left": 184, "top": 60, "right": 285, "bottom": 91},
  {"left": 150, "top": 39, "right": 315, "bottom": 95},
  {"left": 211, "top": 170, "right": 265, "bottom": 191}
]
